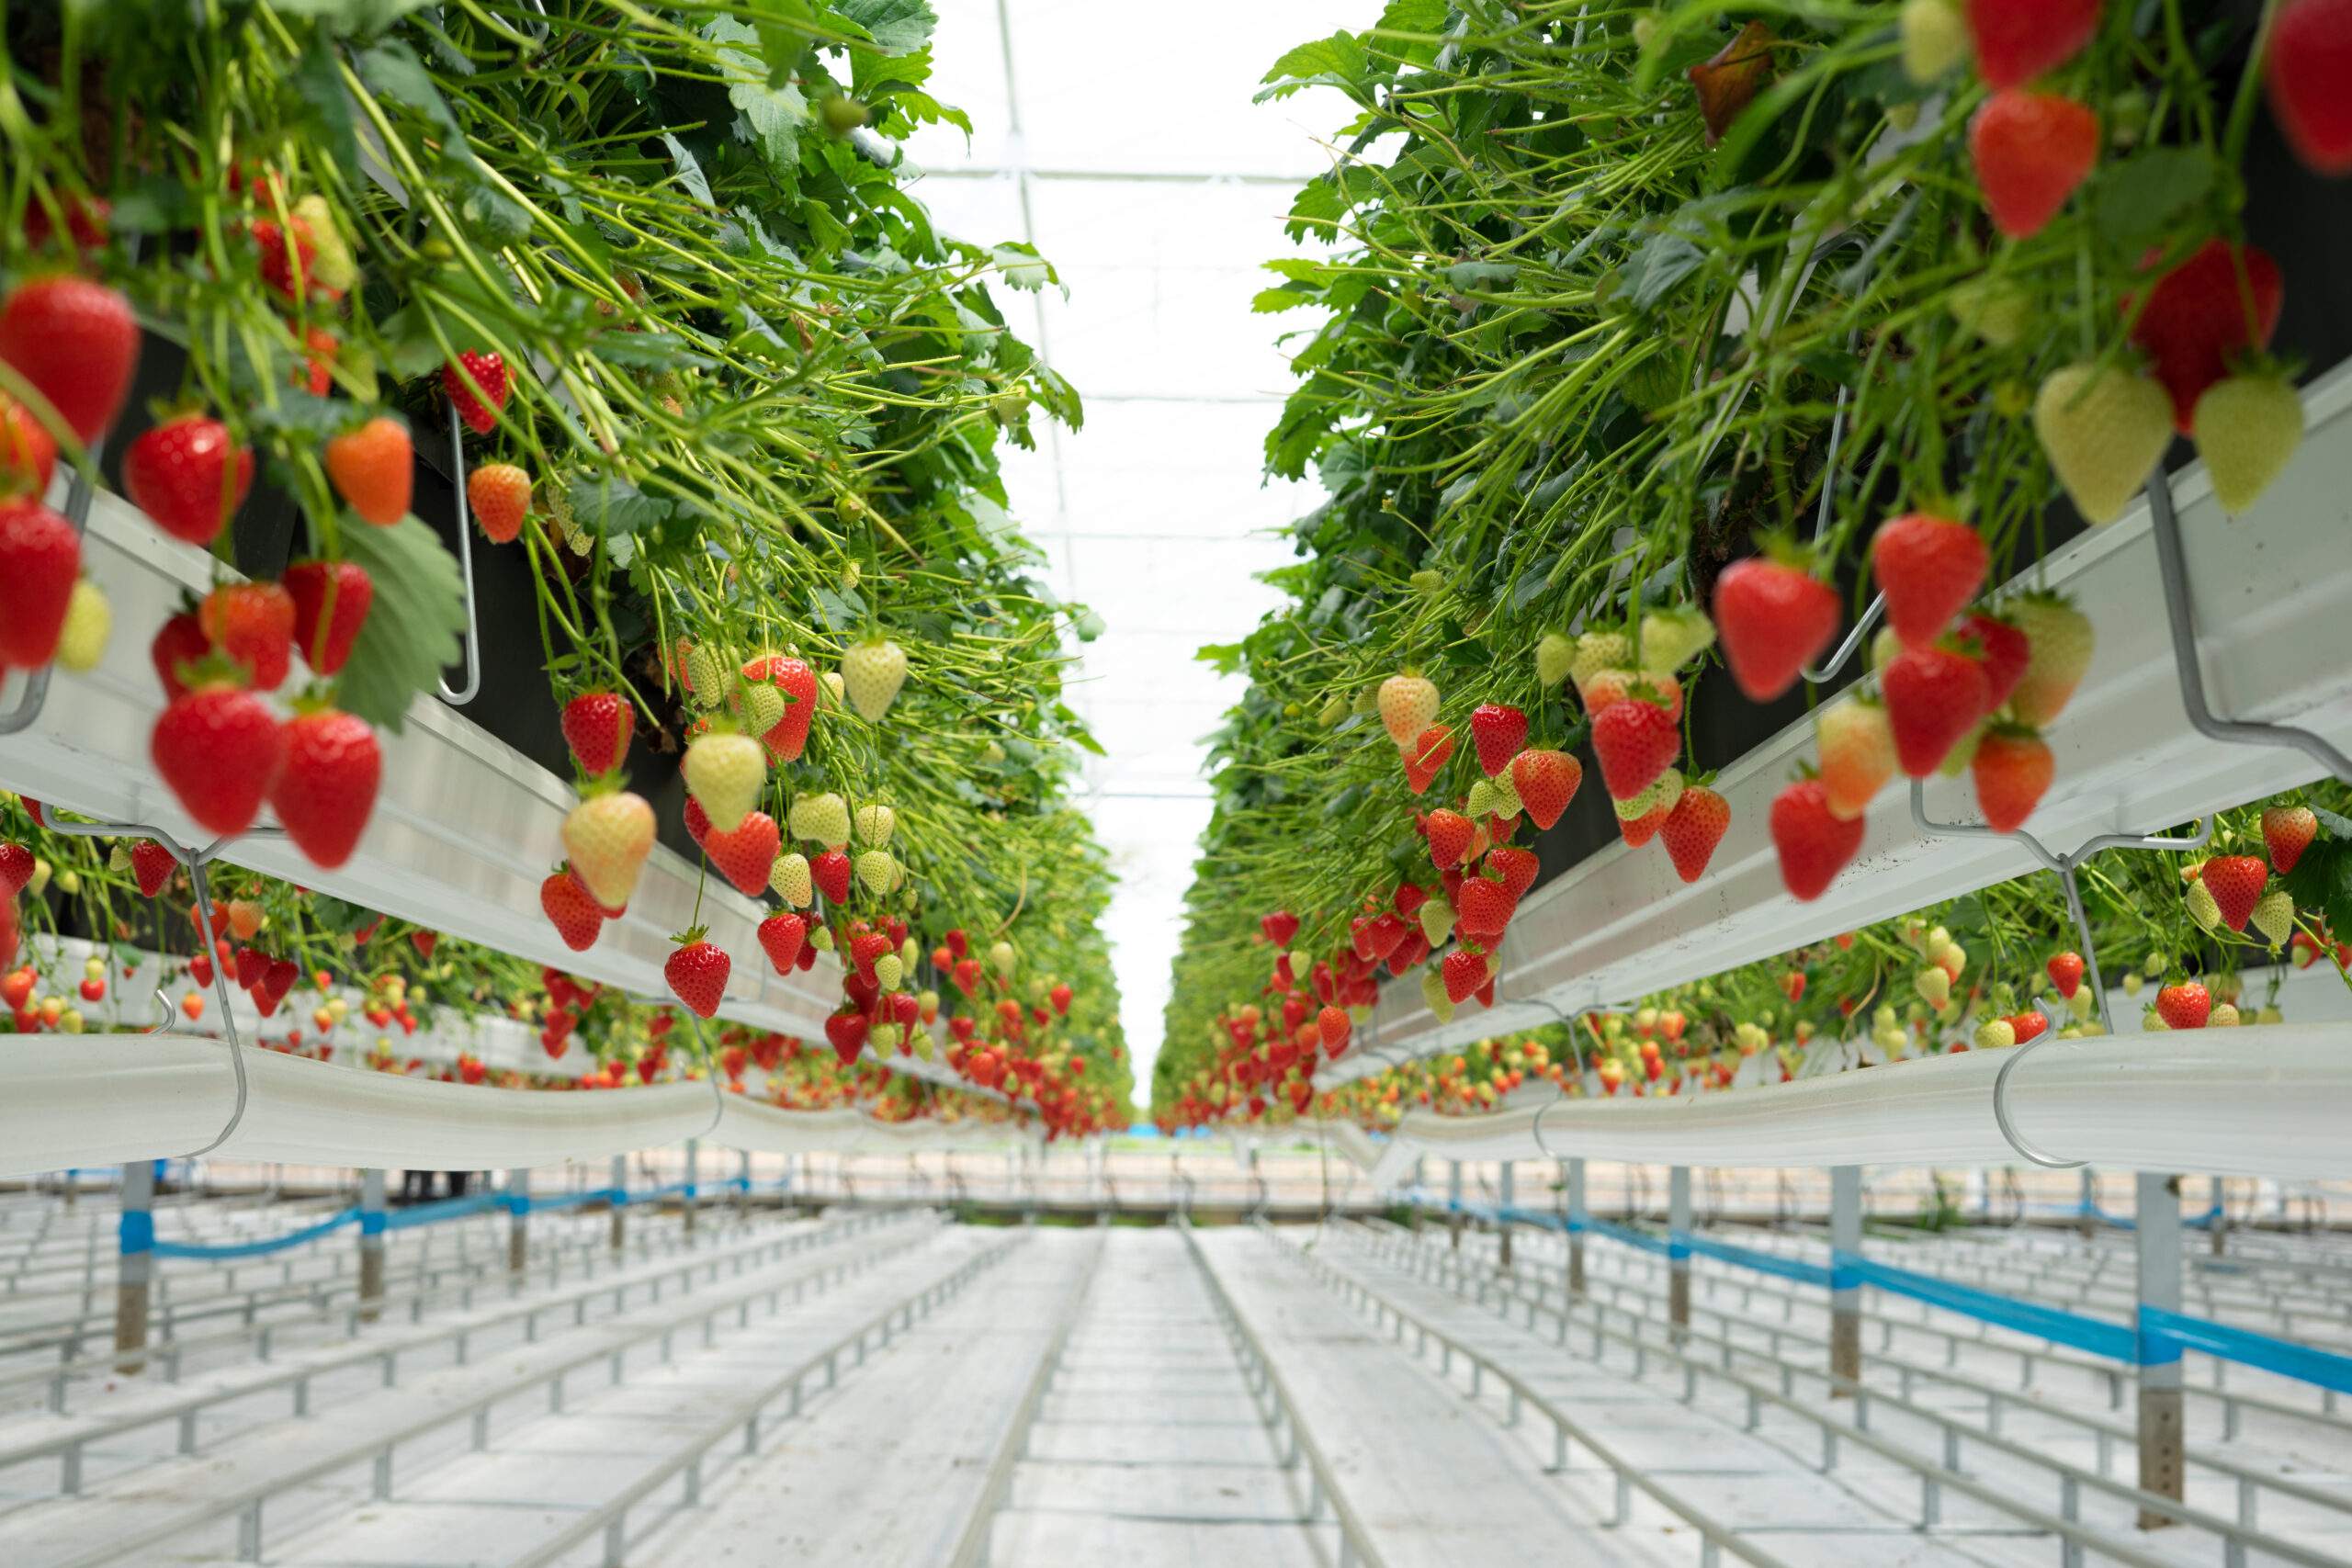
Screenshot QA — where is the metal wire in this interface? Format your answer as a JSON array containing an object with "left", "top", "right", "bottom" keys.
[{"left": 438, "top": 400, "right": 482, "bottom": 705}]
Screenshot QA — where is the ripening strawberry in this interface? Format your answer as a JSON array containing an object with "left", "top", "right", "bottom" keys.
[
  {"left": 1971, "top": 726, "right": 2052, "bottom": 832},
  {"left": 2004, "top": 593, "right": 2092, "bottom": 726},
  {"left": 1712, "top": 553, "right": 1839, "bottom": 701},
  {"left": 2261, "top": 805, "right": 2318, "bottom": 874},
  {"left": 0, "top": 276, "right": 138, "bottom": 443},
  {"left": 1770, "top": 777, "right": 1865, "bottom": 901},
  {"left": 684, "top": 728, "right": 766, "bottom": 834},
  {"left": 2199, "top": 855, "right": 2267, "bottom": 932},
  {"left": 1468, "top": 703, "right": 1527, "bottom": 777},
  {"left": 2194, "top": 376, "right": 2303, "bottom": 515},
  {"left": 742, "top": 652, "right": 819, "bottom": 761},
  {"left": 468, "top": 463, "right": 531, "bottom": 544},
  {"left": 1815, "top": 699, "right": 1894, "bottom": 819},
  {"left": 1592, "top": 688, "right": 1680, "bottom": 801},
  {"left": 560, "top": 692, "right": 634, "bottom": 777},
  {"left": 200, "top": 581, "right": 296, "bottom": 692},
  {"left": 0, "top": 395, "right": 57, "bottom": 498},
  {"left": 841, "top": 637, "right": 909, "bottom": 721},
  {"left": 2033, "top": 364, "right": 2174, "bottom": 526},
  {"left": 540, "top": 869, "right": 605, "bottom": 952},
  {"left": 444, "top": 350, "right": 511, "bottom": 434},
  {"left": 1970, "top": 91, "right": 2098, "bottom": 239},
  {"left": 1660, "top": 785, "right": 1730, "bottom": 883},
  {"left": 1884, "top": 645, "right": 1991, "bottom": 776},
  {"left": 1403, "top": 724, "right": 1453, "bottom": 794},
  {"left": 1872, "top": 514, "right": 1986, "bottom": 650},
  {"left": 1377, "top": 672, "right": 1441, "bottom": 747},
  {"left": 273, "top": 707, "right": 380, "bottom": 869},
  {"left": 2127, "top": 241, "right": 2284, "bottom": 434},
  {"left": 123, "top": 415, "right": 254, "bottom": 547},
  {"left": 1619, "top": 803, "right": 1671, "bottom": 847},
  {"left": 2155, "top": 980, "right": 2211, "bottom": 1030},
  {"left": 664, "top": 933, "right": 730, "bottom": 1019},
  {"left": 562, "top": 788, "right": 656, "bottom": 909},
  {"left": 283, "top": 561, "right": 372, "bottom": 677},
  {"left": 324, "top": 417, "right": 414, "bottom": 525},
  {"left": 705, "top": 810, "right": 780, "bottom": 896},
  {"left": 1966, "top": 0, "right": 2101, "bottom": 89},
  {"left": 2269, "top": 0, "right": 2352, "bottom": 174},
  {"left": 152, "top": 683, "right": 285, "bottom": 836},
  {"left": 0, "top": 498, "right": 79, "bottom": 669},
  {"left": 1956, "top": 611, "right": 2029, "bottom": 716}
]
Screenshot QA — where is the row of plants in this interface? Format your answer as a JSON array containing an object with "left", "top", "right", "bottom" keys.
[
  {"left": 1159, "top": 0, "right": 2350, "bottom": 1122},
  {"left": 0, "top": 1, "right": 1127, "bottom": 1127},
  {"left": 1161, "top": 782, "right": 2352, "bottom": 1132}
]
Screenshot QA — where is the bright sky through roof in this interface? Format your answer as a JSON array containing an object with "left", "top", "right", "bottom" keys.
[{"left": 903, "top": 1, "right": 1363, "bottom": 1108}]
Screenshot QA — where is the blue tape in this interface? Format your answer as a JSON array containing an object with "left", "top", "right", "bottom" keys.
[
  {"left": 2142, "top": 1305, "right": 2352, "bottom": 1392},
  {"left": 359, "top": 1210, "right": 387, "bottom": 1236},
  {"left": 1676, "top": 1231, "right": 1836, "bottom": 1289},
  {"left": 1589, "top": 1218, "right": 1676, "bottom": 1258},
  {"left": 119, "top": 1210, "right": 153, "bottom": 1256},
  {"left": 1834, "top": 1251, "right": 2139, "bottom": 1361},
  {"left": 153, "top": 1208, "right": 361, "bottom": 1260},
  {"left": 529, "top": 1187, "right": 627, "bottom": 1214},
  {"left": 382, "top": 1190, "right": 505, "bottom": 1232}
]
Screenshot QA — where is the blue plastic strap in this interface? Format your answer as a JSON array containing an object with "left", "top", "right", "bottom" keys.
[
  {"left": 1677, "top": 1231, "right": 1836, "bottom": 1289},
  {"left": 119, "top": 1210, "right": 154, "bottom": 1256},
  {"left": 1835, "top": 1251, "right": 2138, "bottom": 1360},
  {"left": 529, "top": 1187, "right": 626, "bottom": 1214},
  {"left": 1589, "top": 1218, "right": 1676, "bottom": 1258},
  {"left": 382, "top": 1190, "right": 504, "bottom": 1231},
  {"left": 2141, "top": 1305, "right": 2352, "bottom": 1391},
  {"left": 359, "top": 1210, "right": 387, "bottom": 1236},
  {"left": 153, "top": 1207, "right": 361, "bottom": 1259}
]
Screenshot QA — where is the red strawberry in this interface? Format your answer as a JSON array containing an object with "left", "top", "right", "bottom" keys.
[
  {"left": 705, "top": 810, "right": 780, "bottom": 896},
  {"left": 1872, "top": 514, "right": 1986, "bottom": 649},
  {"left": 757, "top": 911, "right": 808, "bottom": 975},
  {"left": 2261, "top": 805, "right": 2318, "bottom": 874},
  {"left": 1468, "top": 704, "right": 1527, "bottom": 777},
  {"left": 283, "top": 561, "right": 372, "bottom": 676},
  {"left": 1487, "top": 844, "right": 1541, "bottom": 898},
  {"left": 561, "top": 692, "right": 634, "bottom": 776},
  {"left": 1660, "top": 785, "right": 1730, "bottom": 883},
  {"left": 665, "top": 935, "right": 730, "bottom": 1018},
  {"left": 0, "top": 276, "right": 138, "bottom": 443},
  {"left": 445, "top": 351, "right": 510, "bottom": 434},
  {"left": 467, "top": 464, "right": 531, "bottom": 544},
  {"left": 0, "top": 499, "right": 78, "bottom": 668},
  {"left": 411, "top": 930, "right": 438, "bottom": 961},
  {"left": 2156, "top": 980, "right": 2211, "bottom": 1030},
  {"left": 1883, "top": 645, "right": 1991, "bottom": 775},
  {"left": 684, "top": 795, "right": 712, "bottom": 848},
  {"left": 130, "top": 840, "right": 177, "bottom": 897},
  {"left": 810, "top": 849, "right": 852, "bottom": 904},
  {"left": 150, "top": 613, "right": 209, "bottom": 700},
  {"left": 300, "top": 325, "right": 338, "bottom": 397},
  {"left": 743, "top": 653, "right": 819, "bottom": 761},
  {"left": 324, "top": 417, "right": 413, "bottom": 525},
  {"left": 1316, "top": 1003, "right": 1351, "bottom": 1056},
  {"left": 2008, "top": 1010, "right": 2049, "bottom": 1044},
  {"left": 1958, "top": 611, "right": 2030, "bottom": 714},
  {"left": 825, "top": 1010, "right": 869, "bottom": 1066},
  {"left": 1966, "top": 0, "right": 2101, "bottom": 90},
  {"left": 951, "top": 957, "right": 984, "bottom": 997},
  {"left": 152, "top": 684, "right": 284, "bottom": 835},
  {"left": 1351, "top": 912, "right": 1408, "bottom": 963},
  {"left": 200, "top": 581, "right": 296, "bottom": 691},
  {"left": 1423, "top": 808, "right": 1476, "bottom": 870},
  {"left": 540, "top": 870, "right": 605, "bottom": 952},
  {"left": 235, "top": 945, "right": 269, "bottom": 989},
  {"left": 1712, "top": 555, "right": 1840, "bottom": 701},
  {"left": 22, "top": 194, "right": 109, "bottom": 253},
  {"left": 1456, "top": 877, "right": 1518, "bottom": 941},
  {"left": 1971, "top": 727, "right": 2052, "bottom": 832},
  {"left": 264, "top": 956, "right": 299, "bottom": 1008},
  {"left": 273, "top": 707, "right": 379, "bottom": 869},
  {"left": 2047, "top": 951, "right": 2085, "bottom": 998},
  {"left": 2199, "top": 855, "right": 2267, "bottom": 932},
  {"left": 250, "top": 216, "right": 318, "bottom": 301},
  {"left": 0, "top": 395, "right": 57, "bottom": 497},
  {"left": 1442, "top": 946, "right": 1487, "bottom": 1004},
  {"left": 1510, "top": 748, "right": 1581, "bottom": 831},
  {"left": 1970, "top": 91, "right": 2098, "bottom": 240},
  {"left": 2269, "top": 0, "right": 2352, "bottom": 175},
  {"left": 1770, "top": 777, "right": 1865, "bottom": 901},
  {"left": 1619, "top": 805, "right": 1670, "bottom": 848},
  {"left": 1403, "top": 724, "right": 1453, "bottom": 795},
  {"left": 2128, "top": 241, "right": 2284, "bottom": 434},
  {"left": 123, "top": 416, "right": 254, "bottom": 547},
  {"left": 1260, "top": 911, "right": 1298, "bottom": 948},
  {"left": 1592, "top": 691, "right": 1679, "bottom": 800},
  {"left": 0, "top": 841, "right": 28, "bottom": 899}
]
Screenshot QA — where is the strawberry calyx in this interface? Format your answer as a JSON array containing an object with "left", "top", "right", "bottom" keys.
[
  {"left": 671, "top": 924, "right": 709, "bottom": 948},
  {"left": 574, "top": 771, "right": 632, "bottom": 801},
  {"left": 1747, "top": 530, "right": 1826, "bottom": 575},
  {"left": 176, "top": 649, "right": 253, "bottom": 694}
]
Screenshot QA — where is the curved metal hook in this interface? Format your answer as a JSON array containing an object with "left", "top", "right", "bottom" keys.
[
  {"left": 142, "top": 987, "right": 174, "bottom": 1033},
  {"left": 1990, "top": 1028, "right": 2085, "bottom": 1170},
  {"left": 438, "top": 399, "right": 482, "bottom": 706}
]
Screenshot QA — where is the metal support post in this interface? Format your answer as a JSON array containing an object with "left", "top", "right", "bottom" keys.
[
  {"left": 2137, "top": 1171, "right": 2185, "bottom": 1526},
  {"left": 2210, "top": 1174, "right": 2226, "bottom": 1258},
  {"left": 115, "top": 1159, "right": 154, "bottom": 1374},
  {"left": 1447, "top": 1161, "right": 1464, "bottom": 1252},
  {"left": 2080, "top": 1168, "right": 2099, "bottom": 1238},
  {"left": 1407, "top": 1157, "right": 1424, "bottom": 1231},
  {"left": 506, "top": 1168, "right": 529, "bottom": 1277},
  {"left": 358, "top": 1169, "right": 386, "bottom": 1322},
  {"left": 1566, "top": 1157, "right": 1587, "bottom": 1297},
  {"left": 684, "top": 1139, "right": 700, "bottom": 1235},
  {"left": 737, "top": 1148, "right": 752, "bottom": 1217},
  {"left": 1668, "top": 1166, "right": 1691, "bottom": 1337},
  {"left": 609, "top": 1154, "right": 627, "bottom": 1252},
  {"left": 1829, "top": 1165, "right": 1861, "bottom": 1393},
  {"left": 1497, "top": 1162, "right": 1515, "bottom": 1273}
]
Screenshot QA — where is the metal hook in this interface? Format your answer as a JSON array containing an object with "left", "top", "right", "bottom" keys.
[
  {"left": 2146, "top": 471, "right": 2352, "bottom": 784},
  {"left": 1990, "top": 1029, "right": 2083, "bottom": 1170},
  {"left": 438, "top": 399, "right": 483, "bottom": 706},
  {"left": 0, "top": 441, "right": 105, "bottom": 738},
  {"left": 143, "top": 987, "right": 174, "bottom": 1033}
]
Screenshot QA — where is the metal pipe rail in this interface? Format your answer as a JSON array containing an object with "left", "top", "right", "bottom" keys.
[
  {"left": 1260, "top": 1224, "right": 1796, "bottom": 1568},
  {"left": 1431, "top": 1223, "right": 2352, "bottom": 1534},
  {"left": 943, "top": 1231, "right": 1107, "bottom": 1568},
  {"left": 35, "top": 1217, "right": 951, "bottom": 1568},
  {"left": 1343, "top": 1224, "right": 2345, "bottom": 1568},
  {"left": 1176, "top": 1220, "right": 1389, "bottom": 1568},
  {"left": 0, "top": 1210, "right": 921, "bottom": 1497},
  {"left": 506, "top": 1231, "right": 1028, "bottom": 1568}
]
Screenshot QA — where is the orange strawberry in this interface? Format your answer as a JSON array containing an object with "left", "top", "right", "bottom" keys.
[
  {"left": 468, "top": 463, "right": 531, "bottom": 544},
  {"left": 2262, "top": 805, "right": 2318, "bottom": 874},
  {"left": 1970, "top": 726, "right": 2052, "bottom": 832},
  {"left": 1510, "top": 747, "right": 1580, "bottom": 831},
  {"left": 325, "top": 417, "right": 413, "bottom": 525},
  {"left": 1659, "top": 786, "right": 1729, "bottom": 883}
]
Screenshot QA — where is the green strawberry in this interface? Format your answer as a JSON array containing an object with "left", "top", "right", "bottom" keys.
[
  {"left": 771, "top": 850, "right": 813, "bottom": 906},
  {"left": 854, "top": 847, "right": 899, "bottom": 896},
  {"left": 2193, "top": 375, "right": 2302, "bottom": 515},
  {"left": 875, "top": 952, "right": 904, "bottom": 991},
  {"left": 1638, "top": 607, "right": 1716, "bottom": 677},
  {"left": 1569, "top": 630, "right": 1631, "bottom": 689},
  {"left": 2007, "top": 592, "right": 2093, "bottom": 727},
  {"left": 854, "top": 802, "right": 897, "bottom": 845},
  {"left": 1900, "top": 0, "right": 1969, "bottom": 81},
  {"left": 789, "top": 791, "right": 852, "bottom": 848},
  {"left": 841, "top": 637, "right": 909, "bottom": 721},
  {"left": 1949, "top": 277, "right": 2028, "bottom": 348},
  {"left": 1534, "top": 632, "right": 1575, "bottom": 687},
  {"left": 1611, "top": 765, "right": 1684, "bottom": 820},
  {"left": 2033, "top": 363, "right": 2173, "bottom": 525},
  {"left": 685, "top": 642, "right": 728, "bottom": 709},
  {"left": 2252, "top": 888, "right": 2296, "bottom": 949},
  {"left": 1419, "top": 965, "right": 1456, "bottom": 1023},
  {"left": 1418, "top": 895, "right": 1454, "bottom": 946},
  {"left": 684, "top": 729, "right": 766, "bottom": 834}
]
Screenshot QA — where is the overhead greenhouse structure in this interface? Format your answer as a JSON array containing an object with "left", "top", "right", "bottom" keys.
[{"left": 0, "top": 0, "right": 2349, "bottom": 1563}]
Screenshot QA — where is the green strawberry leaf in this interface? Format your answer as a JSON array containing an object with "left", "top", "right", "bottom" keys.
[{"left": 335, "top": 515, "right": 469, "bottom": 735}]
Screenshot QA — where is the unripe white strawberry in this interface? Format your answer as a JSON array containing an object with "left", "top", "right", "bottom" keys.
[
  {"left": 1973, "top": 1017, "right": 2016, "bottom": 1050},
  {"left": 562, "top": 790, "right": 655, "bottom": 909},
  {"left": 841, "top": 637, "right": 909, "bottom": 720},
  {"left": 2034, "top": 364, "right": 2173, "bottom": 526},
  {"left": 1914, "top": 965, "right": 1951, "bottom": 1007},
  {"left": 736, "top": 681, "right": 785, "bottom": 737},
  {"left": 684, "top": 730, "right": 765, "bottom": 834},
  {"left": 2194, "top": 375, "right": 2303, "bottom": 515},
  {"left": 770, "top": 851, "right": 812, "bottom": 907},
  {"left": 875, "top": 953, "right": 903, "bottom": 991},
  {"left": 1376, "top": 672, "right": 1439, "bottom": 747},
  {"left": 1534, "top": 632, "right": 1575, "bottom": 687},
  {"left": 56, "top": 580, "right": 110, "bottom": 672},
  {"left": 854, "top": 847, "right": 899, "bottom": 896},
  {"left": 2253, "top": 888, "right": 2295, "bottom": 948},
  {"left": 2210, "top": 1002, "right": 2242, "bottom": 1027},
  {"left": 872, "top": 1021, "right": 900, "bottom": 1053},
  {"left": 1419, "top": 966, "right": 1455, "bottom": 1023},
  {"left": 1899, "top": 0, "right": 1969, "bottom": 83},
  {"left": 684, "top": 642, "right": 728, "bottom": 708},
  {"left": 854, "top": 803, "right": 896, "bottom": 845},
  {"left": 1638, "top": 606, "right": 1715, "bottom": 676},
  {"left": 1568, "top": 630, "right": 1630, "bottom": 689},
  {"left": 2007, "top": 592, "right": 2093, "bottom": 727},
  {"left": 989, "top": 939, "right": 1015, "bottom": 976},
  {"left": 2185, "top": 878, "right": 2222, "bottom": 931},
  {"left": 788, "top": 791, "right": 851, "bottom": 848}
]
